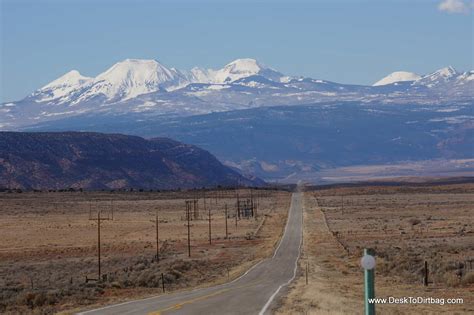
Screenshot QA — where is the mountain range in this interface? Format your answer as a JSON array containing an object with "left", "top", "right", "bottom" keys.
[
  {"left": 0, "top": 132, "right": 260, "bottom": 190},
  {"left": 1, "top": 58, "right": 473, "bottom": 182},
  {"left": 1, "top": 58, "right": 472, "bottom": 129}
]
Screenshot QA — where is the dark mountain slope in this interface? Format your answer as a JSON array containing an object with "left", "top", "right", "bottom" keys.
[
  {"left": 23, "top": 102, "right": 474, "bottom": 180},
  {"left": 0, "top": 132, "right": 260, "bottom": 190}
]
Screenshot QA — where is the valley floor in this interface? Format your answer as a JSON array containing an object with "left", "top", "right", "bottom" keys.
[{"left": 0, "top": 188, "right": 291, "bottom": 314}]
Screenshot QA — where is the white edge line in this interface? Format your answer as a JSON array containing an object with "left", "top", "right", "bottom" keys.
[
  {"left": 77, "top": 258, "right": 266, "bottom": 315},
  {"left": 258, "top": 192, "right": 303, "bottom": 315},
  {"left": 76, "top": 193, "right": 297, "bottom": 315}
]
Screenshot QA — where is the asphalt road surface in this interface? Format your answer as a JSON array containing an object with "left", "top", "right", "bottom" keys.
[{"left": 78, "top": 192, "right": 303, "bottom": 315}]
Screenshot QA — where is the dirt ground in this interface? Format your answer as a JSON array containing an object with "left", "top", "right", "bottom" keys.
[
  {"left": 277, "top": 183, "right": 474, "bottom": 315},
  {"left": 0, "top": 188, "right": 291, "bottom": 314}
]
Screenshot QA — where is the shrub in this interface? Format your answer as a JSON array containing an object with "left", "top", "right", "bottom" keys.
[
  {"left": 33, "top": 292, "right": 47, "bottom": 307},
  {"left": 444, "top": 273, "right": 460, "bottom": 287},
  {"left": 461, "top": 272, "right": 474, "bottom": 285},
  {"left": 408, "top": 218, "right": 421, "bottom": 226}
]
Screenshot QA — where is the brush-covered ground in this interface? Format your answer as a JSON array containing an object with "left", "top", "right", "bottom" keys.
[
  {"left": 0, "top": 188, "right": 291, "bottom": 314},
  {"left": 277, "top": 182, "right": 474, "bottom": 314}
]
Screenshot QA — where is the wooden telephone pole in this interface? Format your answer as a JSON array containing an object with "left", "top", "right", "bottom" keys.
[
  {"left": 156, "top": 210, "right": 159, "bottom": 261},
  {"left": 89, "top": 208, "right": 112, "bottom": 280},
  {"left": 110, "top": 200, "right": 114, "bottom": 220},
  {"left": 341, "top": 195, "right": 344, "bottom": 215},
  {"left": 236, "top": 191, "right": 241, "bottom": 219},
  {"left": 208, "top": 205, "right": 212, "bottom": 245},
  {"left": 225, "top": 204, "right": 228, "bottom": 239},
  {"left": 98, "top": 211, "right": 101, "bottom": 279},
  {"left": 185, "top": 201, "right": 193, "bottom": 257},
  {"left": 150, "top": 209, "right": 160, "bottom": 262}
]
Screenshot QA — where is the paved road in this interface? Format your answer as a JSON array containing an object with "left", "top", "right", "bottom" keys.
[{"left": 78, "top": 192, "right": 303, "bottom": 315}]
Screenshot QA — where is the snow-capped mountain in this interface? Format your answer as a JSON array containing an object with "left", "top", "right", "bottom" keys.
[
  {"left": 28, "top": 59, "right": 189, "bottom": 106},
  {"left": 457, "top": 70, "right": 474, "bottom": 83},
  {"left": 183, "top": 58, "right": 284, "bottom": 84},
  {"left": 24, "top": 58, "right": 284, "bottom": 106},
  {"left": 211, "top": 58, "right": 284, "bottom": 83},
  {"left": 186, "top": 67, "right": 215, "bottom": 83},
  {"left": 2, "top": 59, "right": 472, "bottom": 182},
  {"left": 64, "top": 59, "right": 190, "bottom": 104},
  {"left": 413, "top": 66, "right": 458, "bottom": 87},
  {"left": 33, "top": 70, "right": 93, "bottom": 102},
  {"left": 373, "top": 71, "right": 421, "bottom": 86},
  {"left": 1, "top": 59, "right": 472, "bottom": 130},
  {"left": 86, "top": 59, "right": 188, "bottom": 101}
]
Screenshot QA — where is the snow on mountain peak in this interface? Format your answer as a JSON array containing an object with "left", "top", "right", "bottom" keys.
[
  {"left": 213, "top": 58, "right": 283, "bottom": 83},
  {"left": 41, "top": 70, "right": 92, "bottom": 90},
  {"left": 95, "top": 59, "right": 174, "bottom": 85},
  {"left": 457, "top": 70, "right": 474, "bottom": 82},
  {"left": 414, "top": 66, "right": 459, "bottom": 87},
  {"left": 35, "top": 70, "right": 92, "bottom": 102},
  {"left": 90, "top": 59, "right": 186, "bottom": 100},
  {"left": 29, "top": 58, "right": 288, "bottom": 104},
  {"left": 26, "top": 59, "right": 470, "bottom": 112},
  {"left": 188, "top": 67, "right": 216, "bottom": 83},
  {"left": 213, "top": 58, "right": 263, "bottom": 83},
  {"left": 430, "top": 66, "right": 457, "bottom": 78},
  {"left": 225, "top": 58, "right": 262, "bottom": 73},
  {"left": 373, "top": 71, "right": 421, "bottom": 86}
]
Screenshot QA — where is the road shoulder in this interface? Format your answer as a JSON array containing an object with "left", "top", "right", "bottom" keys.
[{"left": 275, "top": 192, "right": 362, "bottom": 314}]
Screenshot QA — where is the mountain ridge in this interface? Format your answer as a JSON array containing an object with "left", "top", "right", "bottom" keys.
[
  {"left": 1, "top": 58, "right": 472, "bottom": 130},
  {"left": 22, "top": 102, "right": 473, "bottom": 181},
  {"left": 0, "top": 131, "right": 262, "bottom": 190},
  {"left": 29, "top": 59, "right": 472, "bottom": 98},
  {"left": 373, "top": 71, "right": 421, "bottom": 86}
]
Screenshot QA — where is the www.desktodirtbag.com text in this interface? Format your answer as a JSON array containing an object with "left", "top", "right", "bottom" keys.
[{"left": 368, "top": 296, "right": 463, "bottom": 305}]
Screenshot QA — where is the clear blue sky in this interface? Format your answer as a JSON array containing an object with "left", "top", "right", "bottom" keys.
[{"left": 1, "top": 0, "right": 472, "bottom": 102}]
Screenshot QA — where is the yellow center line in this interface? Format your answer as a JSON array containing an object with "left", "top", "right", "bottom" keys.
[{"left": 147, "top": 280, "right": 263, "bottom": 315}]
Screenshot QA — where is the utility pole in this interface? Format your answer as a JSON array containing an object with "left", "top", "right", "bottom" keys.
[
  {"left": 255, "top": 191, "right": 258, "bottom": 217},
  {"left": 155, "top": 209, "right": 160, "bottom": 262},
  {"left": 185, "top": 201, "right": 192, "bottom": 257},
  {"left": 193, "top": 199, "right": 198, "bottom": 220},
  {"left": 225, "top": 204, "right": 228, "bottom": 239},
  {"left": 250, "top": 189, "right": 254, "bottom": 218},
  {"left": 235, "top": 206, "right": 238, "bottom": 228},
  {"left": 208, "top": 204, "right": 212, "bottom": 245},
  {"left": 203, "top": 190, "right": 207, "bottom": 215},
  {"left": 341, "top": 195, "right": 344, "bottom": 214},
  {"left": 111, "top": 200, "right": 114, "bottom": 220},
  {"left": 236, "top": 191, "right": 240, "bottom": 219},
  {"left": 89, "top": 209, "right": 112, "bottom": 280},
  {"left": 98, "top": 210, "right": 101, "bottom": 279}
]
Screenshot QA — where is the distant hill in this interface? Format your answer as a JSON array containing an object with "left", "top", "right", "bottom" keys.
[
  {"left": 24, "top": 102, "right": 473, "bottom": 181},
  {"left": 0, "top": 132, "right": 262, "bottom": 190}
]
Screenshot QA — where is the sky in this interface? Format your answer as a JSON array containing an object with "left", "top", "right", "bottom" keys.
[{"left": 1, "top": 0, "right": 473, "bottom": 102}]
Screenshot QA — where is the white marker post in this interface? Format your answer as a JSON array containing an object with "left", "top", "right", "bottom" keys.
[{"left": 361, "top": 248, "right": 376, "bottom": 315}]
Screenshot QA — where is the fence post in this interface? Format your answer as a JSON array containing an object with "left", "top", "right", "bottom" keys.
[
  {"left": 423, "top": 260, "right": 429, "bottom": 286},
  {"left": 161, "top": 273, "right": 165, "bottom": 292},
  {"left": 306, "top": 261, "right": 308, "bottom": 285}
]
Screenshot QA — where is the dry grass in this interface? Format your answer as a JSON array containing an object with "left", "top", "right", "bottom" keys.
[
  {"left": 278, "top": 183, "right": 474, "bottom": 315},
  {"left": 0, "top": 188, "right": 291, "bottom": 314}
]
